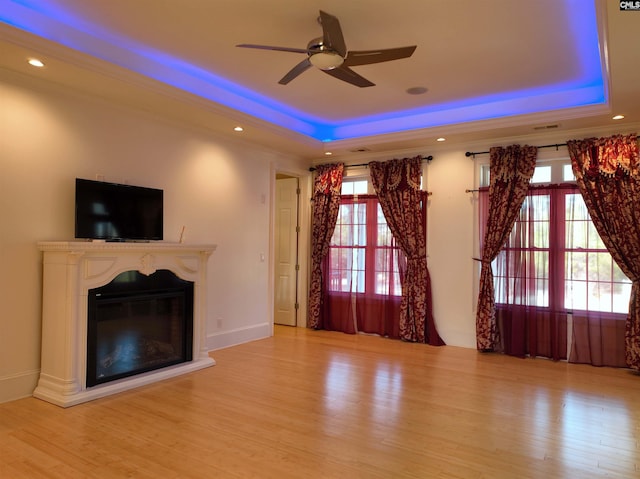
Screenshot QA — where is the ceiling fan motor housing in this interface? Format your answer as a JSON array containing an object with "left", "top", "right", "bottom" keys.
[{"left": 307, "top": 38, "right": 344, "bottom": 70}]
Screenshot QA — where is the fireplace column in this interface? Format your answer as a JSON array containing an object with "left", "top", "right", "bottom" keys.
[{"left": 34, "top": 242, "right": 216, "bottom": 407}]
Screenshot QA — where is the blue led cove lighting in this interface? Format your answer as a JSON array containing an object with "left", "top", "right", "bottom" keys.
[{"left": 0, "top": 0, "right": 607, "bottom": 143}]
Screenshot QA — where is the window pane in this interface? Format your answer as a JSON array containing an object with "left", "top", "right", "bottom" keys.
[
  {"left": 533, "top": 251, "right": 549, "bottom": 280},
  {"left": 352, "top": 247, "right": 365, "bottom": 293},
  {"left": 532, "top": 195, "right": 550, "bottom": 221},
  {"left": 480, "top": 164, "right": 491, "bottom": 188},
  {"left": 341, "top": 180, "right": 368, "bottom": 195},
  {"left": 329, "top": 248, "right": 351, "bottom": 292},
  {"left": 587, "top": 222, "right": 606, "bottom": 249},
  {"left": 589, "top": 282, "right": 612, "bottom": 312},
  {"left": 375, "top": 249, "right": 392, "bottom": 295},
  {"left": 613, "top": 262, "right": 629, "bottom": 282},
  {"left": 613, "top": 282, "right": 632, "bottom": 313},
  {"left": 590, "top": 253, "right": 612, "bottom": 282},
  {"left": 377, "top": 205, "right": 392, "bottom": 246},
  {"left": 566, "top": 251, "right": 587, "bottom": 280},
  {"left": 532, "top": 219, "right": 549, "bottom": 248},
  {"left": 566, "top": 194, "right": 588, "bottom": 220},
  {"left": 567, "top": 220, "right": 588, "bottom": 249},
  {"left": 565, "top": 280, "right": 587, "bottom": 310},
  {"left": 534, "top": 278, "right": 549, "bottom": 307},
  {"left": 352, "top": 180, "right": 368, "bottom": 194},
  {"left": 353, "top": 204, "right": 367, "bottom": 246},
  {"left": 531, "top": 166, "right": 551, "bottom": 183},
  {"left": 563, "top": 164, "right": 575, "bottom": 182}
]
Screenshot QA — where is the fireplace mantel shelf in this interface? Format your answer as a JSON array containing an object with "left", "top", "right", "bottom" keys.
[
  {"left": 34, "top": 241, "right": 217, "bottom": 407},
  {"left": 39, "top": 241, "right": 217, "bottom": 253}
]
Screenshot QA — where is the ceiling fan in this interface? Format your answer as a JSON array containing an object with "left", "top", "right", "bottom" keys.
[{"left": 236, "top": 10, "right": 417, "bottom": 88}]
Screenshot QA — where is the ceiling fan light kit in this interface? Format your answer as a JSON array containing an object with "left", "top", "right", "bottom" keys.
[
  {"left": 308, "top": 51, "right": 344, "bottom": 70},
  {"left": 237, "top": 10, "right": 416, "bottom": 87}
]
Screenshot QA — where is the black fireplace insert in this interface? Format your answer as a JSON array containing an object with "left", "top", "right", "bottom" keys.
[{"left": 87, "top": 269, "right": 194, "bottom": 387}]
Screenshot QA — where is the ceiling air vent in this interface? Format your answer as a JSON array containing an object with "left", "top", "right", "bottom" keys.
[
  {"left": 533, "top": 124, "right": 560, "bottom": 130},
  {"left": 350, "top": 147, "right": 371, "bottom": 153}
]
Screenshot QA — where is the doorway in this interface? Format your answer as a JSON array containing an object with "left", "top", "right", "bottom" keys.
[{"left": 274, "top": 174, "right": 300, "bottom": 326}]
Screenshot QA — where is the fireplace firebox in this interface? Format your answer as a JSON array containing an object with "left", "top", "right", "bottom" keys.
[{"left": 87, "top": 270, "right": 194, "bottom": 387}]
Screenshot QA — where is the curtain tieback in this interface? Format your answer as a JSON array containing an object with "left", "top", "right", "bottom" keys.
[{"left": 472, "top": 257, "right": 492, "bottom": 265}]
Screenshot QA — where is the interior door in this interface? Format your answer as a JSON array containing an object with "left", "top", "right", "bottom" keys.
[{"left": 274, "top": 177, "right": 299, "bottom": 326}]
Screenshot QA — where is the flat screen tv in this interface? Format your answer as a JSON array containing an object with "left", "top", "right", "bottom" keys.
[{"left": 75, "top": 178, "right": 163, "bottom": 241}]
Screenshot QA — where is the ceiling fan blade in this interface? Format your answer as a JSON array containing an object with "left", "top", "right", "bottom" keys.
[
  {"left": 319, "top": 10, "right": 347, "bottom": 57},
  {"left": 323, "top": 66, "right": 375, "bottom": 88},
  {"left": 344, "top": 46, "right": 417, "bottom": 67},
  {"left": 236, "top": 44, "right": 307, "bottom": 54},
  {"left": 279, "top": 58, "right": 313, "bottom": 85}
]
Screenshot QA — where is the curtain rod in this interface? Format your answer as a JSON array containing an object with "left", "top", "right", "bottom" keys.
[
  {"left": 465, "top": 143, "right": 567, "bottom": 158},
  {"left": 465, "top": 135, "right": 640, "bottom": 158},
  {"left": 309, "top": 155, "right": 433, "bottom": 172}
]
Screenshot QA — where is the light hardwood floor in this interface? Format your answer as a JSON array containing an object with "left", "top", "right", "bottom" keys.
[{"left": 1, "top": 326, "right": 639, "bottom": 478}]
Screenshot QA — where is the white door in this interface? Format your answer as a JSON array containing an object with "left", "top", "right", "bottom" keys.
[{"left": 274, "top": 177, "right": 299, "bottom": 326}]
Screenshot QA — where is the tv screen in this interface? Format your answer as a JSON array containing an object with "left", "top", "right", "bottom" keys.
[{"left": 75, "top": 178, "right": 163, "bottom": 241}]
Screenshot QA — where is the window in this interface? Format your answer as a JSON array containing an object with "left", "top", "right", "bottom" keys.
[
  {"left": 328, "top": 180, "right": 403, "bottom": 297},
  {"left": 482, "top": 161, "right": 631, "bottom": 315},
  {"left": 322, "top": 178, "right": 406, "bottom": 338},
  {"left": 564, "top": 193, "right": 631, "bottom": 313}
]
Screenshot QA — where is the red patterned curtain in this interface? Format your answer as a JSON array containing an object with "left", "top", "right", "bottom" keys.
[
  {"left": 369, "top": 157, "right": 444, "bottom": 345},
  {"left": 567, "top": 134, "right": 640, "bottom": 370},
  {"left": 476, "top": 145, "right": 537, "bottom": 350},
  {"left": 308, "top": 163, "right": 344, "bottom": 329}
]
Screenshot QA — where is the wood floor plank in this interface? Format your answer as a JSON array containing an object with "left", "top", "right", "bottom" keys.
[{"left": 1, "top": 326, "right": 639, "bottom": 478}]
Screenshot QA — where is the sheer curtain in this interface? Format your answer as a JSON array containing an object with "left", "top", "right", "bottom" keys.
[
  {"left": 369, "top": 157, "right": 443, "bottom": 345},
  {"left": 476, "top": 145, "right": 537, "bottom": 350},
  {"left": 484, "top": 185, "right": 572, "bottom": 360},
  {"left": 322, "top": 195, "right": 404, "bottom": 337},
  {"left": 565, "top": 188, "right": 628, "bottom": 367},
  {"left": 567, "top": 134, "right": 640, "bottom": 369},
  {"left": 308, "top": 163, "right": 344, "bottom": 329}
]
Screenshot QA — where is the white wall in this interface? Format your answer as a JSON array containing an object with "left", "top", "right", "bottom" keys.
[
  {"left": 426, "top": 150, "right": 478, "bottom": 348},
  {"left": 2, "top": 65, "right": 633, "bottom": 405},
  {"left": 0, "top": 69, "right": 308, "bottom": 403}
]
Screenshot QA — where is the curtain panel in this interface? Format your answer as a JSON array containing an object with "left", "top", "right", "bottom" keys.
[
  {"left": 308, "top": 163, "right": 344, "bottom": 329},
  {"left": 567, "top": 133, "right": 640, "bottom": 369},
  {"left": 476, "top": 145, "right": 537, "bottom": 351},
  {"left": 369, "top": 157, "right": 444, "bottom": 345}
]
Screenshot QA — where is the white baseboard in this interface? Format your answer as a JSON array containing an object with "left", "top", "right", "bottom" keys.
[
  {"left": 207, "top": 322, "right": 271, "bottom": 351},
  {"left": 0, "top": 369, "right": 40, "bottom": 405}
]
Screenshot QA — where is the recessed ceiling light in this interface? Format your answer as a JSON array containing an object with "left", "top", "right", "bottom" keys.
[
  {"left": 612, "top": 115, "right": 625, "bottom": 120},
  {"left": 325, "top": 151, "right": 332, "bottom": 156},
  {"left": 436, "top": 137, "right": 446, "bottom": 142},
  {"left": 233, "top": 126, "right": 244, "bottom": 132},
  {"left": 406, "top": 86, "right": 428, "bottom": 95},
  {"left": 28, "top": 58, "right": 44, "bottom": 68}
]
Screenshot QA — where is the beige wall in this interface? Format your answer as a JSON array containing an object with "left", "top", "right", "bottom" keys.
[{"left": 0, "top": 69, "right": 308, "bottom": 403}]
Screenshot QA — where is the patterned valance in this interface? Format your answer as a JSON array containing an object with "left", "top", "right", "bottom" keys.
[
  {"left": 488, "top": 145, "right": 538, "bottom": 183},
  {"left": 313, "top": 163, "right": 344, "bottom": 195},
  {"left": 567, "top": 134, "right": 639, "bottom": 178},
  {"left": 369, "top": 156, "right": 422, "bottom": 193}
]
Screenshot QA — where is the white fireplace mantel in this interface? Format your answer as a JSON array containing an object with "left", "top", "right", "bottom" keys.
[{"left": 34, "top": 241, "right": 217, "bottom": 407}]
